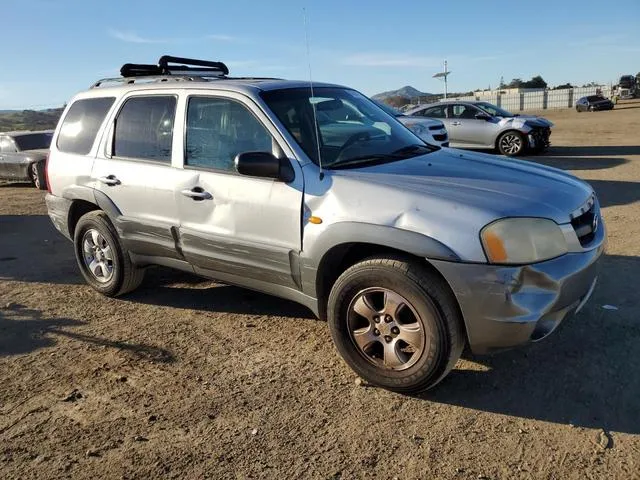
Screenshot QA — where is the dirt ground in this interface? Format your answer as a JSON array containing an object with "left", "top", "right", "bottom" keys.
[{"left": 1, "top": 101, "right": 639, "bottom": 480}]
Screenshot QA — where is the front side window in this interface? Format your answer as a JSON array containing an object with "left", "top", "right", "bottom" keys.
[
  {"left": 57, "top": 97, "right": 115, "bottom": 155},
  {"left": 450, "top": 104, "right": 479, "bottom": 119},
  {"left": 185, "top": 97, "right": 273, "bottom": 172},
  {"left": 113, "top": 96, "right": 176, "bottom": 162},
  {"left": 262, "top": 87, "right": 434, "bottom": 169}
]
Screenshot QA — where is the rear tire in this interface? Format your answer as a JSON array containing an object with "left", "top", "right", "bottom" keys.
[
  {"left": 327, "top": 256, "right": 465, "bottom": 393},
  {"left": 73, "top": 211, "right": 145, "bottom": 297},
  {"left": 497, "top": 131, "right": 525, "bottom": 156}
]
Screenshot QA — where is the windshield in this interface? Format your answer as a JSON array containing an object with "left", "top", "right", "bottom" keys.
[
  {"left": 475, "top": 102, "right": 514, "bottom": 118},
  {"left": 14, "top": 132, "right": 53, "bottom": 151},
  {"left": 372, "top": 99, "right": 402, "bottom": 117},
  {"left": 261, "top": 87, "right": 433, "bottom": 169}
]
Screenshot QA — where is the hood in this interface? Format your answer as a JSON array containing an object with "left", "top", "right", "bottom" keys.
[
  {"left": 498, "top": 115, "right": 553, "bottom": 128},
  {"left": 20, "top": 148, "right": 50, "bottom": 157},
  {"left": 398, "top": 115, "right": 444, "bottom": 128},
  {"left": 329, "top": 149, "right": 592, "bottom": 225}
]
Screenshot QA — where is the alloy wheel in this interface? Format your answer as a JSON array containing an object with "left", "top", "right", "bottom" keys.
[
  {"left": 82, "top": 229, "right": 114, "bottom": 283},
  {"left": 347, "top": 287, "right": 426, "bottom": 371},
  {"left": 30, "top": 163, "right": 40, "bottom": 189},
  {"left": 499, "top": 133, "right": 522, "bottom": 155}
]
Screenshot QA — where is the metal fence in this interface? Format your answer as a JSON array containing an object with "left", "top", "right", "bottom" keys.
[{"left": 437, "top": 85, "right": 613, "bottom": 112}]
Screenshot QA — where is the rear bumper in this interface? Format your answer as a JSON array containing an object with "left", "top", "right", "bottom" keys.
[
  {"left": 431, "top": 231, "right": 605, "bottom": 354},
  {"left": 45, "top": 193, "right": 73, "bottom": 240}
]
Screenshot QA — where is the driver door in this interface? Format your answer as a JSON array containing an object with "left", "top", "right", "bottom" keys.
[
  {"left": 446, "top": 104, "right": 494, "bottom": 147},
  {"left": 176, "top": 92, "right": 304, "bottom": 289}
]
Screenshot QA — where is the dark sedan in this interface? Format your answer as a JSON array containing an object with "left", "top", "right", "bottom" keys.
[
  {"left": 576, "top": 95, "right": 614, "bottom": 112},
  {"left": 0, "top": 130, "right": 53, "bottom": 188}
]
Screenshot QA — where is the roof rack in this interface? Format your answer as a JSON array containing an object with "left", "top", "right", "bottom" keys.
[{"left": 90, "top": 55, "right": 230, "bottom": 88}]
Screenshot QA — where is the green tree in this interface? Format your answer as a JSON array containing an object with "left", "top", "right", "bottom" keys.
[
  {"left": 522, "top": 75, "right": 548, "bottom": 89},
  {"left": 507, "top": 78, "right": 523, "bottom": 88}
]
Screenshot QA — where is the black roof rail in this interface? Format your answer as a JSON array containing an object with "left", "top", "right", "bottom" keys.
[
  {"left": 119, "top": 56, "right": 229, "bottom": 78},
  {"left": 91, "top": 56, "right": 242, "bottom": 88},
  {"left": 158, "top": 55, "right": 229, "bottom": 76}
]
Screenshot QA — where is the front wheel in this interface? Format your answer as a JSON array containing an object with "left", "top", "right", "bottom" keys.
[
  {"left": 327, "top": 256, "right": 465, "bottom": 393},
  {"left": 29, "top": 161, "right": 45, "bottom": 190},
  {"left": 497, "top": 131, "right": 525, "bottom": 156},
  {"left": 73, "top": 211, "right": 145, "bottom": 297}
]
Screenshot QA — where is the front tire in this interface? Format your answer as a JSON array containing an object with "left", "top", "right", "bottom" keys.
[
  {"left": 327, "top": 256, "right": 465, "bottom": 393},
  {"left": 497, "top": 131, "right": 525, "bottom": 156},
  {"left": 73, "top": 211, "right": 145, "bottom": 297},
  {"left": 29, "top": 161, "right": 45, "bottom": 190}
]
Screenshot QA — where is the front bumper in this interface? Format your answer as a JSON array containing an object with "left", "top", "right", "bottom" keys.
[{"left": 431, "top": 228, "right": 605, "bottom": 354}]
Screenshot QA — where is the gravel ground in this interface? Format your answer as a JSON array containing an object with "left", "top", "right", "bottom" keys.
[{"left": 1, "top": 101, "right": 639, "bottom": 479}]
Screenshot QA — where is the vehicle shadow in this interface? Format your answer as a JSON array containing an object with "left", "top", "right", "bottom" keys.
[
  {"left": 0, "top": 303, "right": 175, "bottom": 361},
  {"left": 523, "top": 155, "right": 628, "bottom": 171},
  {"left": 545, "top": 146, "right": 640, "bottom": 156},
  {"left": 421, "top": 253, "right": 640, "bottom": 434},
  {"left": 126, "top": 268, "right": 316, "bottom": 320}
]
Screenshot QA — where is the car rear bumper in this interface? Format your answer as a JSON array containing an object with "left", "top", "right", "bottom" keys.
[
  {"left": 45, "top": 193, "right": 73, "bottom": 240},
  {"left": 431, "top": 228, "right": 605, "bottom": 354}
]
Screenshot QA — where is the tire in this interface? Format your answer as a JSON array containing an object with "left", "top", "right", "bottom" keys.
[
  {"left": 588, "top": 105, "right": 595, "bottom": 112},
  {"left": 73, "top": 211, "right": 145, "bottom": 297},
  {"left": 327, "top": 256, "right": 465, "bottom": 393},
  {"left": 497, "top": 131, "right": 525, "bottom": 156},
  {"left": 576, "top": 106, "right": 581, "bottom": 113},
  {"left": 29, "top": 161, "right": 45, "bottom": 190}
]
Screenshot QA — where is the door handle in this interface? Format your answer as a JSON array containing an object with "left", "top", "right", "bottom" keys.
[
  {"left": 451, "top": 121, "right": 462, "bottom": 126},
  {"left": 98, "top": 175, "right": 121, "bottom": 186},
  {"left": 181, "top": 188, "right": 212, "bottom": 201}
]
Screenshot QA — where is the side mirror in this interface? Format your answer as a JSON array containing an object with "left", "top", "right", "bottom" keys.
[
  {"left": 234, "top": 151, "right": 294, "bottom": 182},
  {"left": 475, "top": 112, "right": 491, "bottom": 121}
]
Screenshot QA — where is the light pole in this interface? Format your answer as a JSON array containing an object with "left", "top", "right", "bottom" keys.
[{"left": 433, "top": 60, "right": 451, "bottom": 99}]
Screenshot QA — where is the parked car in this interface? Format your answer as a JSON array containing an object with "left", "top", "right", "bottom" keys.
[
  {"left": 575, "top": 95, "right": 614, "bottom": 112},
  {"left": 0, "top": 130, "right": 53, "bottom": 188},
  {"left": 372, "top": 100, "right": 449, "bottom": 147},
  {"left": 405, "top": 101, "right": 553, "bottom": 156},
  {"left": 45, "top": 56, "right": 605, "bottom": 393}
]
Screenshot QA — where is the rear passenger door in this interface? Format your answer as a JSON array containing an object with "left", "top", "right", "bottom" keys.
[
  {"left": 91, "top": 93, "right": 187, "bottom": 259},
  {"left": 175, "top": 93, "right": 304, "bottom": 289}
]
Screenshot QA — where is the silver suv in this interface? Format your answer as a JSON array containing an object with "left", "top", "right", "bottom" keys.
[{"left": 45, "top": 56, "right": 605, "bottom": 392}]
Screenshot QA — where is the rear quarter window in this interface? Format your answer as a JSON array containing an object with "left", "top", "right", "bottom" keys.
[{"left": 57, "top": 97, "right": 115, "bottom": 155}]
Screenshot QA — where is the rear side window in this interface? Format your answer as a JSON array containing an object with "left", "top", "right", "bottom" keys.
[
  {"left": 113, "top": 96, "right": 176, "bottom": 163},
  {"left": 57, "top": 97, "right": 115, "bottom": 154},
  {"left": 421, "top": 106, "right": 447, "bottom": 118}
]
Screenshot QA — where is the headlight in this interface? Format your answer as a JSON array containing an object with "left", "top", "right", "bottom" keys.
[{"left": 481, "top": 218, "right": 568, "bottom": 264}]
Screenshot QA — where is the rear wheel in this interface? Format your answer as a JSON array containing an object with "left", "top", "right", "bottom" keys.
[
  {"left": 327, "top": 256, "right": 465, "bottom": 393},
  {"left": 497, "top": 131, "right": 525, "bottom": 156},
  {"left": 73, "top": 211, "right": 145, "bottom": 297}
]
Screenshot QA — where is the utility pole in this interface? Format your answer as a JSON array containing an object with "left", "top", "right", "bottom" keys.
[{"left": 433, "top": 60, "right": 451, "bottom": 99}]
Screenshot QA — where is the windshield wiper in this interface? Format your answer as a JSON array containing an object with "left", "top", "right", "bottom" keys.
[
  {"left": 391, "top": 144, "right": 436, "bottom": 155},
  {"left": 328, "top": 144, "right": 435, "bottom": 170},
  {"left": 327, "top": 154, "right": 396, "bottom": 169}
]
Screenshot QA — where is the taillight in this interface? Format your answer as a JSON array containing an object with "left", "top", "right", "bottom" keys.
[{"left": 45, "top": 152, "right": 51, "bottom": 193}]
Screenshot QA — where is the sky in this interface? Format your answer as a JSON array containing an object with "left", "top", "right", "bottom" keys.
[{"left": 1, "top": 0, "right": 639, "bottom": 110}]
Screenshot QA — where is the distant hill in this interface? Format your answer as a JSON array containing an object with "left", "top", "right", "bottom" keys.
[
  {"left": 0, "top": 108, "right": 63, "bottom": 132},
  {"left": 372, "top": 86, "right": 433, "bottom": 101}
]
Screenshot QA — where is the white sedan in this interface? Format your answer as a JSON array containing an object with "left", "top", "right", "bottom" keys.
[{"left": 373, "top": 100, "right": 449, "bottom": 147}]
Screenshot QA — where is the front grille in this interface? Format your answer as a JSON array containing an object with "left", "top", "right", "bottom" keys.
[
  {"left": 531, "top": 127, "right": 551, "bottom": 147},
  {"left": 571, "top": 204, "right": 597, "bottom": 246},
  {"left": 428, "top": 124, "right": 445, "bottom": 131},
  {"left": 433, "top": 133, "right": 448, "bottom": 141}
]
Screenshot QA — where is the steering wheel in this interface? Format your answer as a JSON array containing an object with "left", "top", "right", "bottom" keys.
[{"left": 335, "top": 131, "right": 371, "bottom": 161}]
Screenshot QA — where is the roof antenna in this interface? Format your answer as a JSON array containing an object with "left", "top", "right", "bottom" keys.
[{"left": 303, "top": 6, "right": 324, "bottom": 180}]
